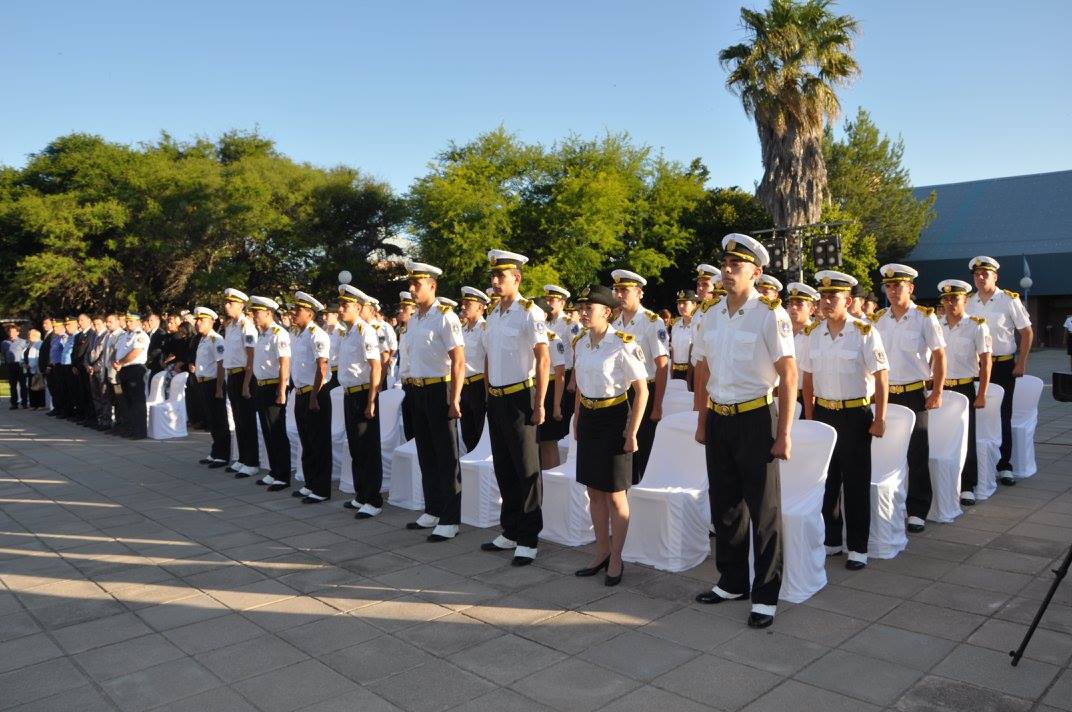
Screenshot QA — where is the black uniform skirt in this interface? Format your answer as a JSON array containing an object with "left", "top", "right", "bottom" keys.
[{"left": 576, "top": 400, "right": 633, "bottom": 493}]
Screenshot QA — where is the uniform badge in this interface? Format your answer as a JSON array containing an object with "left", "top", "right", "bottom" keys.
[
  {"left": 451, "top": 323, "right": 460, "bottom": 334},
  {"left": 875, "top": 349, "right": 886, "bottom": 364},
  {"left": 216, "top": 345, "right": 224, "bottom": 354},
  {"left": 777, "top": 318, "right": 791, "bottom": 337},
  {"left": 556, "top": 341, "right": 565, "bottom": 355},
  {"left": 726, "top": 239, "right": 737, "bottom": 252},
  {"left": 535, "top": 321, "right": 546, "bottom": 332},
  {"left": 244, "top": 335, "right": 255, "bottom": 345},
  {"left": 821, "top": 277, "right": 831, "bottom": 287},
  {"left": 657, "top": 328, "right": 667, "bottom": 342}
]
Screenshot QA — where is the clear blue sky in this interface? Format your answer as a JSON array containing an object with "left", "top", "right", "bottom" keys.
[{"left": 3, "top": 0, "right": 1069, "bottom": 193}]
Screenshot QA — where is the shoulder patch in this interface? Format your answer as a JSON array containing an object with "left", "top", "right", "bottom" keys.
[
  {"left": 758, "top": 295, "right": 781, "bottom": 310},
  {"left": 803, "top": 321, "right": 820, "bottom": 335},
  {"left": 437, "top": 304, "right": 450, "bottom": 314},
  {"left": 1002, "top": 289, "right": 1020, "bottom": 300},
  {"left": 915, "top": 305, "right": 934, "bottom": 317},
  {"left": 970, "top": 315, "right": 986, "bottom": 325},
  {"left": 853, "top": 321, "right": 872, "bottom": 336},
  {"left": 869, "top": 308, "right": 887, "bottom": 323},
  {"left": 615, "top": 330, "right": 635, "bottom": 343},
  {"left": 518, "top": 298, "right": 533, "bottom": 310}
]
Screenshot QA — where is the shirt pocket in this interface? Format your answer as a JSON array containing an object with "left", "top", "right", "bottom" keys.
[
  {"left": 732, "top": 331, "right": 757, "bottom": 360},
  {"left": 836, "top": 348, "right": 858, "bottom": 374},
  {"left": 897, "top": 330, "right": 922, "bottom": 353}
]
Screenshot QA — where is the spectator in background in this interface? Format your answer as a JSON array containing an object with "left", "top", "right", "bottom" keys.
[
  {"left": 2, "top": 323, "right": 29, "bottom": 409},
  {"left": 25, "top": 328, "right": 46, "bottom": 409},
  {"left": 146, "top": 313, "right": 167, "bottom": 375}
]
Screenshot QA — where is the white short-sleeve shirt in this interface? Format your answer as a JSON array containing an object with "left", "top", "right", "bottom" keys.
[
  {"left": 194, "top": 330, "right": 225, "bottom": 378},
  {"left": 483, "top": 298, "right": 548, "bottom": 387},
  {"left": 670, "top": 317, "right": 693, "bottom": 366},
  {"left": 872, "top": 304, "right": 946, "bottom": 385},
  {"left": 693, "top": 290, "right": 795, "bottom": 404},
  {"left": 547, "top": 314, "right": 576, "bottom": 368},
  {"left": 253, "top": 323, "right": 291, "bottom": 381},
  {"left": 223, "top": 316, "right": 257, "bottom": 369},
  {"left": 612, "top": 308, "right": 670, "bottom": 380},
  {"left": 942, "top": 316, "right": 992, "bottom": 379},
  {"left": 462, "top": 319, "right": 487, "bottom": 377},
  {"left": 966, "top": 289, "right": 1031, "bottom": 356},
  {"left": 406, "top": 305, "right": 465, "bottom": 379},
  {"left": 116, "top": 329, "right": 150, "bottom": 365},
  {"left": 573, "top": 329, "right": 647, "bottom": 399},
  {"left": 548, "top": 329, "right": 567, "bottom": 370},
  {"left": 801, "top": 318, "right": 887, "bottom": 400},
  {"left": 337, "top": 319, "right": 380, "bottom": 387},
  {"left": 291, "top": 323, "right": 330, "bottom": 388}
]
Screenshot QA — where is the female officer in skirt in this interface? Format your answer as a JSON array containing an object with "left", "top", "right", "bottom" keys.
[{"left": 570, "top": 285, "right": 648, "bottom": 586}]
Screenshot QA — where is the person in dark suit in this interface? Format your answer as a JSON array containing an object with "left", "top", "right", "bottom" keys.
[
  {"left": 37, "top": 318, "right": 57, "bottom": 414},
  {"left": 72, "top": 314, "right": 94, "bottom": 423},
  {"left": 146, "top": 313, "right": 168, "bottom": 375}
]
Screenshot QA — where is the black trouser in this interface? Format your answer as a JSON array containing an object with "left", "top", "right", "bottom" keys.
[
  {"left": 948, "top": 381, "right": 979, "bottom": 492},
  {"left": 401, "top": 384, "right": 415, "bottom": 441},
  {"left": 295, "top": 387, "right": 332, "bottom": 497},
  {"left": 28, "top": 376, "right": 45, "bottom": 408},
  {"left": 108, "top": 381, "right": 125, "bottom": 428},
  {"left": 227, "top": 370, "right": 259, "bottom": 467},
  {"left": 889, "top": 387, "right": 929, "bottom": 519},
  {"left": 119, "top": 364, "right": 147, "bottom": 438},
  {"left": 560, "top": 369, "right": 576, "bottom": 428},
  {"left": 198, "top": 378, "right": 231, "bottom": 461},
  {"left": 990, "top": 358, "right": 1016, "bottom": 472},
  {"left": 77, "top": 366, "right": 93, "bottom": 419},
  {"left": 344, "top": 388, "right": 382, "bottom": 507},
  {"left": 487, "top": 386, "right": 543, "bottom": 548},
  {"left": 814, "top": 404, "right": 873, "bottom": 555},
  {"left": 91, "top": 375, "right": 110, "bottom": 426},
  {"left": 410, "top": 381, "right": 461, "bottom": 525},
  {"left": 459, "top": 377, "right": 487, "bottom": 452},
  {"left": 671, "top": 365, "right": 689, "bottom": 381},
  {"left": 254, "top": 382, "right": 290, "bottom": 482},
  {"left": 705, "top": 403, "right": 782, "bottom": 606},
  {"left": 46, "top": 368, "right": 61, "bottom": 413},
  {"left": 52, "top": 365, "right": 73, "bottom": 416},
  {"left": 628, "top": 382, "right": 657, "bottom": 483},
  {"left": 186, "top": 372, "right": 204, "bottom": 427},
  {"left": 6, "top": 363, "right": 25, "bottom": 407}
]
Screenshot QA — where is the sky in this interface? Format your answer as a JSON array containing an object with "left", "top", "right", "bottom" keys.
[{"left": 2, "top": 0, "right": 1070, "bottom": 194}]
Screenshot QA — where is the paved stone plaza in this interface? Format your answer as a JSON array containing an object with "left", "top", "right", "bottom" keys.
[{"left": 1, "top": 352, "right": 1070, "bottom": 712}]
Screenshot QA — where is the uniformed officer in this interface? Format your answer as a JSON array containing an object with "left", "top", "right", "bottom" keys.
[
  {"left": 222, "top": 288, "right": 260, "bottom": 478},
  {"left": 543, "top": 284, "right": 579, "bottom": 437},
  {"left": 535, "top": 296, "right": 568, "bottom": 469},
  {"left": 692, "top": 233, "right": 796, "bottom": 629},
  {"left": 368, "top": 297, "right": 398, "bottom": 376},
  {"left": 112, "top": 312, "right": 151, "bottom": 440},
  {"left": 249, "top": 296, "right": 292, "bottom": 491},
  {"left": 691, "top": 263, "right": 722, "bottom": 411},
  {"left": 939, "top": 279, "right": 993, "bottom": 504},
  {"left": 610, "top": 268, "right": 670, "bottom": 481},
  {"left": 670, "top": 289, "right": 698, "bottom": 383},
  {"left": 965, "top": 256, "right": 1033, "bottom": 486},
  {"left": 872, "top": 263, "right": 947, "bottom": 533},
  {"left": 570, "top": 285, "right": 649, "bottom": 587},
  {"left": 289, "top": 292, "right": 333, "bottom": 503},
  {"left": 757, "top": 274, "right": 783, "bottom": 301},
  {"left": 402, "top": 261, "right": 466, "bottom": 541},
  {"left": 458, "top": 286, "right": 489, "bottom": 453},
  {"left": 397, "top": 290, "right": 416, "bottom": 438},
  {"left": 322, "top": 305, "right": 344, "bottom": 389},
  {"left": 785, "top": 282, "right": 819, "bottom": 345},
  {"left": 801, "top": 271, "right": 888, "bottom": 570},
  {"left": 337, "top": 284, "right": 384, "bottom": 518},
  {"left": 192, "top": 307, "right": 230, "bottom": 468},
  {"left": 480, "top": 249, "right": 550, "bottom": 565}
]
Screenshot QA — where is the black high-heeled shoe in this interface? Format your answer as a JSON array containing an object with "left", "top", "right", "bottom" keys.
[
  {"left": 575, "top": 556, "right": 610, "bottom": 577},
  {"left": 605, "top": 562, "right": 624, "bottom": 587}
]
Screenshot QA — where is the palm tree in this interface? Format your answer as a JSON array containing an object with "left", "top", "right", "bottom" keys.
[{"left": 720, "top": 0, "right": 860, "bottom": 233}]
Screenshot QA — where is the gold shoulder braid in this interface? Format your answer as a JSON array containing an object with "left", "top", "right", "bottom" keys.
[
  {"left": 1002, "top": 289, "right": 1020, "bottom": 299},
  {"left": 437, "top": 304, "right": 451, "bottom": 314},
  {"left": 758, "top": 295, "right": 780, "bottom": 310},
  {"left": 646, "top": 310, "right": 659, "bottom": 322},
  {"left": 571, "top": 328, "right": 588, "bottom": 348},
  {"left": 615, "top": 331, "right": 635, "bottom": 343},
  {"left": 915, "top": 305, "right": 934, "bottom": 317},
  {"left": 803, "top": 321, "right": 820, "bottom": 335},
  {"left": 970, "top": 315, "right": 986, "bottom": 325},
  {"left": 519, "top": 298, "right": 533, "bottom": 310},
  {"left": 853, "top": 320, "right": 872, "bottom": 336},
  {"left": 869, "top": 308, "right": 887, "bottom": 322},
  {"left": 700, "top": 296, "right": 722, "bottom": 313}
]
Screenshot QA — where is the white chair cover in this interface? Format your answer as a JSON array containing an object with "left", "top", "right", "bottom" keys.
[
  {"left": 622, "top": 411, "right": 710, "bottom": 572},
  {"left": 286, "top": 395, "right": 304, "bottom": 483},
  {"left": 1012, "top": 375, "right": 1043, "bottom": 479},
  {"left": 329, "top": 387, "right": 352, "bottom": 493},
  {"left": 974, "top": 382, "right": 1004, "bottom": 500},
  {"left": 927, "top": 390, "right": 969, "bottom": 523},
  {"left": 776, "top": 419, "right": 835, "bottom": 603},
  {"left": 661, "top": 390, "right": 694, "bottom": 417},
  {"left": 148, "top": 372, "right": 188, "bottom": 439},
  {"left": 540, "top": 429, "right": 595, "bottom": 546},
  {"left": 868, "top": 404, "right": 915, "bottom": 559},
  {"left": 387, "top": 438, "right": 424, "bottom": 510},
  {"left": 667, "top": 379, "right": 688, "bottom": 394},
  {"left": 378, "top": 388, "right": 406, "bottom": 491},
  {"left": 146, "top": 371, "right": 166, "bottom": 406},
  {"left": 460, "top": 420, "right": 500, "bottom": 528}
]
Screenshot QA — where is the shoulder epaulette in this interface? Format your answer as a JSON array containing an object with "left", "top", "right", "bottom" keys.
[
  {"left": 670, "top": 316, "right": 679, "bottom": 326},
  {"left": 1002, "top": 289, "right": 1020, "bottom": 300},
  {"left": 970, "top": 315, "right": 986, "bottom": 325},
  {"left": 437, "top": 304, "right": 451, "bottom": 314},
  {"left": 803, "top": 321, "right": 820, "bottom": 335},
  {"left": 271, "top": 325, "right": 281, "bottom": 334},
  {"left": 615, "top": 330, "right": 635, "bottom": 343},
  {"left": 571, "top": 329, "right": 588, "bottom": 348},
  {"left": 547, "top": 329, "right": 557, "bottom": 340},
  {"left": 758, "top": 295, "right": 781, "bottom": 310},
  {"left": 308, "top": 324, "right": 318, "bottom": 332},
  {"left": 869, "top": 308, "right": 887, "bottom": 323},
  {"left": 915, "top": 305, "right": 934, "bottom": 317},
  {"left": 518, "top": 298, "right": 533, "bottom": 310},
  {"left": 700, "top": 296, "right": 721, "bottom": 313},
  {"left": 646, "top": 309, "right": 659, "bottom": 322},
  {"left": 853, "top": 320, "right": 872, "bottom": 336},
  {"left": 355, "top": 323, "right": 363, "bottom": 334}
]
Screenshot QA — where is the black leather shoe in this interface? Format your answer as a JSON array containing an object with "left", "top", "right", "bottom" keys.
[
  {"left": 427, "top": 533, "right": 452, "bottom": 542},
  {"left": 906, "top": 522, "right": 925, "bottom": 533},
  {"left": 511, "top": 555, "right": 535, "bottom": 567},
  {"left": 234, "top": 472, "right": 251, "bottom": 479},
  {"left": 481, "top": 541, "right": 513, "bottom": 552},
  {"left": 999, "top": 476, "right": 1016, "bottom": 486},
  {"left": 343, "top": 500, "right": 361, "bottom": 510},
  {"left": 747, "top": 612, "right": 774, "bottom": 629},
  {"left": 291, "top": 489, "right": 306, "bottom": 498},
  {"left": 960, "top": 497, "right": 976, "bottom": 506},
  {"left": 575, "top": 556, "right": 610, "bottom": 577},
  {"left": 695, "top": 590, "right": 748, "bottom": 605},
  {"left": 605, "top": 562, "right": 624, "bottom": 587},
  {"left": 207, "top": 461, "right": 227, "bottom": 469},
  {"left": 406, "top": 521, "right": 434, "bottom": 530},
  {"left": 225, "top": 464, "right": 239, "bottom": 473},
  {"left": 845, "top": 560, "right": 867, "bottom": 571},
  {"left": 267, "top": 482, "right": 290, "bottom": 492},
  {"left": 301, "top": 496, "right": 327, "bottom": 504}
]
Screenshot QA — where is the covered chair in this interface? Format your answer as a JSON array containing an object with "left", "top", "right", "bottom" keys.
[
  {"left": 622, "top": 411, "right": 710, "bottom": 572},
  {"left": 661, "top": 389, "right": 695, "bottom": 417},
  {"left": 286, "top": 394, "right": 304, "bottom": 484},
  {"left": 868, "top": 403, "right": 915, "bottom": 559},
  {"left": 1011, "top": 374, "right": 1043, "bottom": 479},
  {"left": 777, "top": 419, "right": 835, "bottom": 603},
  {"left": 540, "top": 427, "right": 595, "bottom": 547},
  {"left": 329, "top": 387, "right": 352, "bottom": 494},
  {"left": 974, "top": 382, "right": 1004, "bottom": 500},
  {"left": 378, "top": 388, "right": 407, "bottom": 492},
  {"left": 148, "top": 372, "right": 189, "bottom": 439},
  {"left": 927, "top": 390, "right": 969, "bottom": 523},
  {"left": 387, "top": 438, "right": 424, "bottom": 511},
  {"left": 460, "top": 420, "right": 499, "bottom": 528}
]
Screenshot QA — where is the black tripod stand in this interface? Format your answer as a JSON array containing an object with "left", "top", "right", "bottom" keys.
[{"left": 1009, "top": 543, "right": 1072, "bottom": 666}]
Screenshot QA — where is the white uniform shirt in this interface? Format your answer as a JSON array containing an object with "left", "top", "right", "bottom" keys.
[
  {"left": 690, "top": 300, "right": 719, "bottom": 366},
  {"left": 223, "top": 316, "right": 257, "bottom": 369},
  {"left": 873, "top": 304, "right": 946, "bottom": 385},
  {"left": 337, "top": 319, "right": 380, "bottom": 387},
  {"left": 373, "top": 320, "right": 398, "bottom": 354},
  {"left": 462, "top": 319, "right": 487, "bottom": 377},
  {"left": 104, "top": 328, "right": 125, "bottom": 381},
  {"left": 253, "top": 323, "right": 291, "bottom": 381},
  {"left": 291, "top": 323, "right": 330, "bottom": 388},
  {"left": 547, "top": 329, "right": 567, "bottom": 370},
  {"left": 966, "top": 289, "right": 1031, "bottom": 356},
  {"left": 611, "top": 308, "right": 669, "bottom": 380},
  {"left": 693, "top": 291, "right": 795, "bottom": 404},
  {"left": 573, "top": 329, "right": 647, "bottom": 399},
  {"left": 407, "top": 304, "right": 465, "bottom": 379},
  {"left": 942, "top": 316, "right": 992, "bottom": 379},
  {"left": 801, "top": 318, "right": 887, "bottom": 400},
  {"left": 194, "top": 330, "right": 225, "bottom": 379},
  {"left": 547, "top": 314, "right": 576, "bottom": 369},
  {"left": 483, "top": 298, "right": 548, "bottom": 387},
  {"left": 397, "top": 325, "right": 410, "bottom": 380},
  {"left": 670, "top": 317, "right": 693, "bottom": 366},
  {"left": 327, "top": 323, "right": 346, "bottom": 371},
  {"left": 115, "top": 329, "right": 150, "bottom": 365}
]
